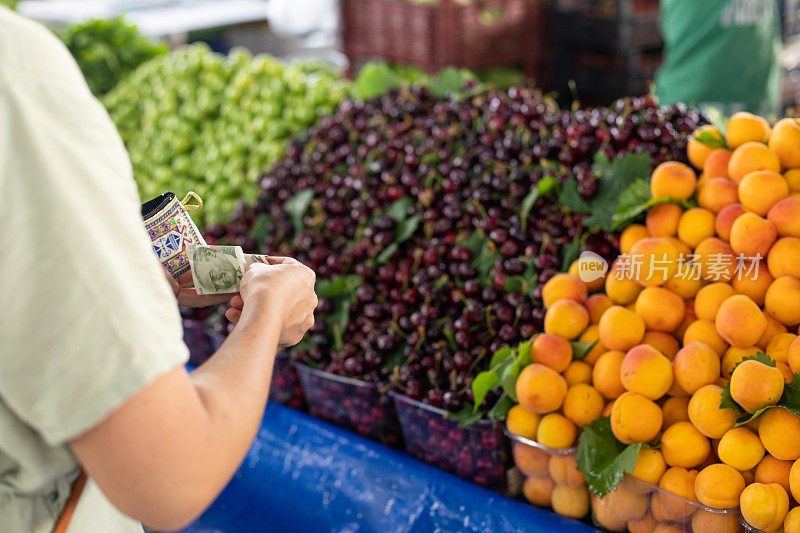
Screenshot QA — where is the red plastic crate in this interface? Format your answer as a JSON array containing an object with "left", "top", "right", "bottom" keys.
[{"left": 342, "top": 0, "right": 548, "bottom": 78}]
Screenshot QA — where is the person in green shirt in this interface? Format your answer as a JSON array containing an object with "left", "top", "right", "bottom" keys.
[{"left": 656, "top": 0, "right": 781, "bottom": 116}]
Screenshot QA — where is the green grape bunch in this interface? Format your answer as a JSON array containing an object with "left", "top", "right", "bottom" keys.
[
  {"left": 102, "top": 44, "right": 350, "bottom": 228},
  {"left": 57, "top": 16, "right": 167, "bottom": 97}
]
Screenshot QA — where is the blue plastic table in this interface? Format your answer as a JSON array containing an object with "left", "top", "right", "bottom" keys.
[{"left": 178, "top": 403, "right": 597, "bottom": 533}]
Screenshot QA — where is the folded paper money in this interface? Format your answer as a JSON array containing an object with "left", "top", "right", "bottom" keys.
[{"left": 186, "top": 245, "right": 271, "bottom": 294}]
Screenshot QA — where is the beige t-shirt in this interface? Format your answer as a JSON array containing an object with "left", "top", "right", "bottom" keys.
[{"left": 0, "top": 7, "right": 189, "bottom": 532}]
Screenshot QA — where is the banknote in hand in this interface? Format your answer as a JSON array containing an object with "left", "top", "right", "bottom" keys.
[{"left": 186, "top": 245, "right": 246, "bottom": 294}]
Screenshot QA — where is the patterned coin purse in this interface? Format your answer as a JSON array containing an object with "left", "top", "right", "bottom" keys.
[{"left": 141, "top": 192, "right": 206, "bottom": 281}]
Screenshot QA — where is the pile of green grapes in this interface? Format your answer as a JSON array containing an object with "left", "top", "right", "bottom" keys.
[{"left": 103, "top": 44, "right": 350, "bottom": 227}]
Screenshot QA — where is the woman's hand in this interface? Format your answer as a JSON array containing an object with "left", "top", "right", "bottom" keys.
[
  {"left": 227, "top": 256, "right": 317, "bottom": 347},
  {"left": 162, "top": 267, "right": 233, "bottom": 308}
]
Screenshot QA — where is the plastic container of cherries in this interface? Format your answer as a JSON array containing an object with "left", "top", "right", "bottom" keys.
[{"left": 268, "top": 352, "right": 305, "bottom": 410}]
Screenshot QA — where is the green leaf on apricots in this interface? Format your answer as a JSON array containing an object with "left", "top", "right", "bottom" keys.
[
  {"left": 705, "top": 107, "right": 729, "bottom": 139},
  {"left": 387, "top": 196, "right": 414, "bottom": 222},
  {"left": 738, "top": 351, "right": 777, "bottom": 368},
  {"left": 692, "top": 130, "right": 729, "bottom": 151},
  {"left": 516, "top": 338, "right": 533, "bottom": 368},
  {"left": 521, "top": 176, "right": 559, "bottom": 232},
  {"left": 472, "top": 370, "right": 500, "bottom": 411},
  {"left": 780, "top": 373, "right": 800, "bottom": 417},
  {"left": 490, "top": 346, "right": 516, "bottom": 367},
  {"left": 719, "top": 384, "right": 745, "bottom": 415},
  {"left": 582, "top": 153, "right": 653, "bottom": 232},
  {"left": 576, "top": 417, "right": 645, "bottom": 497},
  {"left": 446, "top": 404, "right": 485, "bottom": 427},
  {"left": 487, "top": 393, "right": 515, "bottom": 421},
  {"left": 560, "top": 239, "right": 582, "bottom": 272},
  {"left": 571, "top": 339, "right": 599, "bottom": 361},
  {"left": 284, "top": 188, "right": 314, "bottom": 233}
]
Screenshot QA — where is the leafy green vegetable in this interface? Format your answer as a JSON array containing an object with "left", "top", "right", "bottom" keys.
[
  {"left": 57, "top": 17, "right": 167, "bottom": 96},
  {"left": 576, "top": 417, "right": 646, "bottom": 497}
]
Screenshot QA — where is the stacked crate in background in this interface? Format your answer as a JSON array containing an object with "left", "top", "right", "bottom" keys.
[{"left": 553, "top": 0, "right": 662, "bottom": 105}]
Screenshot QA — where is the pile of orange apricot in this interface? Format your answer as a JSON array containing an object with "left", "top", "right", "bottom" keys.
[{"left": 507, "top": 112, "right": 800, "bottom": 532}]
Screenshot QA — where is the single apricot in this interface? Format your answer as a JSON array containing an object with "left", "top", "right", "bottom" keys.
[
  {"left": 740, "top": 482, "right": 790, "bottom": 532},
  {"left": 767, "top": 196, "right": 800, "bottom": 238},
  {"left": 569, "top": 258, "right": 605, "bottom": 292},
  {"left": 731, "top": 260, "right": 773, "bottom": 307},
  {"left": 628, "top": 512, "right": 658, "bottom": 533},
  {"left": 777, "top": 361, "right": 794, "bottom": 383},
  {"left": 516, "top": 363, "right": 568, "bottom": 414},
  {"left": 691, "top": 509, "right": 744, "bottom": 533},
  {"left": 621, "top": 224, "right": 651, "bottom": 254},
  {"left": 766, "top": 333, "right": 797, "bottom": 364},
  {"left": 728, "top": 142, "right": 781, "bottom": 183},
  {"left": 695, "top": 463, "right": 746, "bottom": 509},
  {"left": 611, "top": 392, "right": 663, "bottom": 444},
  {"left": 758, "top": 316, "right": 789, "bottom": 350},
  {"left": 785, "top": 168, "right": 800, "bottom": 192},
  {"left": 634, "top": 287, "right": 685, "bottom": 333},
  {"left": 578, "top": 325, "right": 605, "bottom": 365},
  {"left": 657, "top": 467, "right": 700, "bottom": 519},
  {"left": 727, "top": 111, "right": 771, "bottom": 148},
  {"left": 632, "top": 447, "right": 668, "bottom": 486},
  {"left": 585, "top": 293, "right": 614, "bottom": 324},
  {"left": 715, "top": 294, "right": 768, "bottom": 349},
  {"left": 704, "top": 148, "right": 733, "bottom": 179},
  {"left": 698, "top": 177, "right": 739, "bottom": 213},
  {"left": 688, "top": 384, "right": 739, "bottom": 439},
  {"left": 661, "top": 421, "right": 712, "bottom": 468},
  {"left": 599, "top": 305, "right": 646, "bottom": 352},
  {"left": 718, "top": 427, "right": 766, "bottom": 471},
  {"left": 694, "top": 237, "right": 735, "bottom": 282},
  {"left": 522, "top": 475, "right": 555, "bottom": 506},
  {"left": 768, "top": 117, "right": 800, "bottom": 168},
  {"left": 664, "top": 264, "right": 703, "bottom": 299},
  {"left": 548, "top": 453, "right": 585, "bottom": 488},
  {"left": 542, "top": 273, "right": 588, "bottom": 308},
  {"left": 755, "top": 455, "right": 794, "bottom": 494},
  {"left": 544, "top": 299, "right": 589, "bottom": 340},
  {"left": 683, "top": 319, "right": 729, "bottom": 356},
  {"left": 722, "top": 346, "right": 760, "bottom": 378},
  {"left": 537, "top": 413, "right": 577, "bottom": 449},
  {"left": 629, "top": 237, "right": 680, "bottom": 287},
  {"left": 563, "top": 360, "right": 593, "bottom": 387},
  {"left": 688, "top": 125, "right": 723, "bottom": 169},
  {"left": 768, "top": 237, "right": 800, "bottom": 279},
  {"left": 646, "top": 203, "right": 682, "bottom": 237},
  {"left": 784, "top": 507, "right": 800, "bottom": 533},
  {"left": 593, "top": 350, "right": 627, "bottom": 400},
  {"left": 551, "top": 484, "right": 590, "bottom": 519},
  {"left": 532, "top": 333, "right": 573, "bottom": 373},
  {"left": 715, "top": 203, "right": 747, "bottom": 242},
  {"left": 730, "top": 359, "right": 785, "bottom": 414},
  {"left": 651, "top": 161, "right": 697, "bottom": 200},
  {"left": 603, "top": 482, "right": 649, "bottom": 521},
  {"left": 729, "top": 212, "right": 778, "bottom": 257},
  {"left": 677, "top": 207, "right": 715, "bottom": 248},
  {"left": 606, "top": 258, "right": 645, "bottom": 304},
  {"left": 759, "top": 408, "right": 800, "bottom": 460},
  {"left": 738, "top": 170, "right": 789, "bottom": 216},
  {"left": 662, "top": 396, "right": 691, "bottom": 428},
  {"left": 673, "top": 341, "right": 721, "bottom": 394},
  {"left": 506, "top": 405, "right": 541, "bottom": 439},
  {"left": 695, "top": 283, "right": 738, "bottom": 321},
  {"left": 513, "top": 441, "right": 550, "bottom": 477},
  {"left": 562, "top": 384, "right": 605, "bottom": 427},
  {"left": 643, "top": 331, "right": 680, "bottom": 359},
  {"left": 788, "top": 336, "right": 800, "bottom": 373},
  {"left": 620, "top": 344, "right": 674, "bottom": 400},
  {"left": 592, "top": 494, "right": 627, "bottom": 531},
  {"left": 765, "top": 276, "right": 800, "bottom": 326},
  {"left": 791, "top": 458, "right": 800, "bottom": 504}
]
